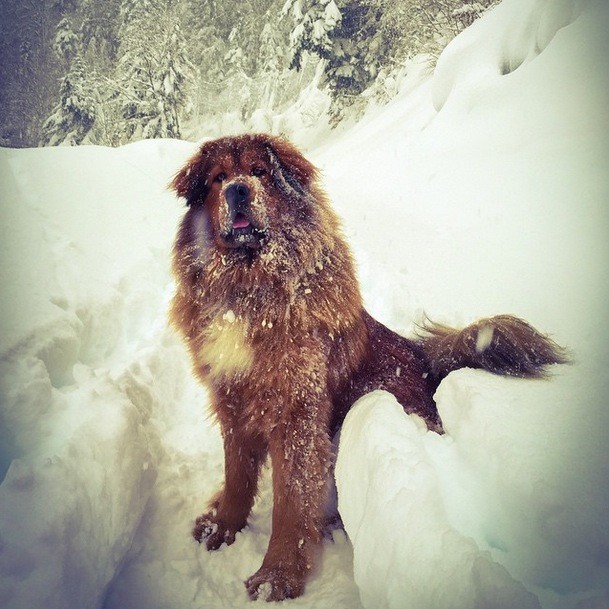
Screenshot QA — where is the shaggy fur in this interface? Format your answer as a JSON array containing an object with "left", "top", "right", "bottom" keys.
[{"left": 169, "top": 133, "right": 568, "bottom": 601}]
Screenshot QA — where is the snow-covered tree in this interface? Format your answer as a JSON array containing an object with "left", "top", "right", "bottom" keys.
[
  {"left": 41, "top": 15, "right": 95, "bottom": 145},
  {"left": 258, "top": 21, "right": 285, "bottom": 110},
  {"left": 80, "top": 0, "right": 121, "bottom": 69},
  {"left": 283, "top": 0, "right": 496, "bottom": 122},
  {"left": 363, "top": 0, "right": 496, "bottom": 62},
  {"left": 283, "top": 0, "right": 384, "bottom": 120},
  {"left": 53, "top": 17, "right": 80, "bottom": 61},
  {"left": 157, "top": 22, "right": 195, "bottom": 138},
  {"left": 282, "top": 0, "right": 342, "bottom": 70},
  {"left": 41, "top": 54, "right": 96, "bottom": 145},
  {"left": 115, "top": 0, "right": 194, "bottom": 142}
]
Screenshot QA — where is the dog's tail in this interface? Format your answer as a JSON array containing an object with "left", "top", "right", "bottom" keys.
[{"left": 416, "top": 314, "right": 570, "bottom": 383}]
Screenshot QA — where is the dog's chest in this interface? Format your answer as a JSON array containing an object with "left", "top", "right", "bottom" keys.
[{"left": 198, "top": 310, "right": 254, "bottom": 380}]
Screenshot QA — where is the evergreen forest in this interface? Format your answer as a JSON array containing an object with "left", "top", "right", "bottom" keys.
[{"left": 0, "top": 0, "right": 493, "bottom": 147}]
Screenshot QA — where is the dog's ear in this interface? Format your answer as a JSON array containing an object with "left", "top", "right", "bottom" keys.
[
  {"left": 170, "top": 150, "right": 208, "bottom": 206},
  {"left": 264, "top": 136, "right": 318, "bottom": 197}
]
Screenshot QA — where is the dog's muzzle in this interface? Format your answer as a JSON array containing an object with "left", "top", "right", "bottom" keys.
[{"left": 222, "top": 181, "right": 267, "bottom": 249}]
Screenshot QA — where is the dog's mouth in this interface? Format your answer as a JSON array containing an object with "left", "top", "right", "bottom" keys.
[
  {"left": 222, "top": 211, "right": 267, "bottom": 249},
  {"left": 232, "top": 212, "right": 251, "bottom": 230}
]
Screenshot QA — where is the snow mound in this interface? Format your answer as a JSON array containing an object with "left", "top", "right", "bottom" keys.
[
  {"left": 336, "top": 390, "right": 542, "bottom": 609},
  {"left": 328, "top": 0, "right": 609, "bottom": 608},
  {"left": 432, "top": 0, "right": 589, "bottom": 111},
  {"left": 337, "top": 363, "right": 609, "bottom": 609},
  {"left": 0, "top": 140, "right": 197, "bottom": 608}
]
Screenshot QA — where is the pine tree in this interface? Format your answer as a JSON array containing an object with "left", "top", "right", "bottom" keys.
[
  {"left": 115, "top": 0, "right": 194, "bottom": 142},
  {"left": 41, "top": 15, "right": 95, "bottom": 145},
  {"left": 282, "top": 0, "right": 342, "bottom": 71},
  {"left": 155, "top": 22, "right": 193, "bottom": 138},
  {"left": 0, "top": 1, "right": 64, "bottom": 146},
  {"left": 325, "top": 1, "right": 384, "bottom": 105},
  {"left": 80, "top": 0, "right": 121, "bottom": 70},
  {"left": 283, "top": 0, "right": 382, "bottom": 119},
  {"left": 258, "top": 21, "right": 284, "bottom": 110},
  {"left": 53, "top": 17, "right": 80, "bottom": 61}
]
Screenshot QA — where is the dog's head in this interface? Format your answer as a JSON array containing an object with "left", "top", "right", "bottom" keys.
[{"left": 171, "top": 134, "right": 319, "bottom": 252}]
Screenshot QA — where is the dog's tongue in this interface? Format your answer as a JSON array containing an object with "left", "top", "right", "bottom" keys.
[{"left": 233, "top": 213, "right": 251, "bottom": 229}]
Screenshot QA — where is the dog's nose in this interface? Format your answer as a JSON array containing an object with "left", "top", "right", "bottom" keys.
[{"left": 225, "top": 182, "right": 250, "bottom": 209}]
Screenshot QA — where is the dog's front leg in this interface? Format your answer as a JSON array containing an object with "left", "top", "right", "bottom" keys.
[
  {"left": 194, "top": 424, "right": 266, "bottom": 551},
  {"left": 245, "top": 403, "right": 333, "bottom": 601}
]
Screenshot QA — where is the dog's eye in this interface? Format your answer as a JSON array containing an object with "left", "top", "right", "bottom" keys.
[
  {"left": 214, "top": 172, "right": 227, "bottom": 183},
  {"left": 251, "top": 167, "right": 266, "bottom": 177}
]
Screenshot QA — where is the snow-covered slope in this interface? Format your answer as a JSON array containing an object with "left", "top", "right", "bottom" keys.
[
  {"left": 328, "top": 1, "right": 609, "bottom": 608},
  {"left": 1, "top": 0, "right": 607, "bottom": 607}
]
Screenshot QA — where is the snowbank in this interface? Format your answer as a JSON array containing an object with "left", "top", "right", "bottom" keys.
[
  {"left": 337, "top": 365, "right": 609, "bottom": 609},
  {"left": 331, "top": 0, "right": 609, "bottom": 608},
  {"left": 1, "top": 0, "right": 608, "bottom": 607},
  {"left": 0, "top": 140, "right": 194, "bottom": 608},
  {"left": 336, "top": 390, "right": 543, "bottom": 609}
]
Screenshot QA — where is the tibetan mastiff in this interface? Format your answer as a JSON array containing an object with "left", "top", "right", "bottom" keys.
[{"left": 169, "top": 133, "right": 567, "bottom": 601}]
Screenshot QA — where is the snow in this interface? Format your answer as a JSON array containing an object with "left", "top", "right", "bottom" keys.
[
  {"left": 336, "top": 390, "right": 543, "bottom": 609},
  {"left": 329, "top": 0, "right": 609, "bottom": 607},
  {"left": 338, "top": 366, "right": 609, "bottom": 609},
  {"left": 1, "top": 0, "right": 608, "bottom": 607}
]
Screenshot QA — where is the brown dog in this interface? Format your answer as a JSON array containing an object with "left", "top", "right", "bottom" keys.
[{"left": 169, "top": 134, "right": 567, "bottom": 601}]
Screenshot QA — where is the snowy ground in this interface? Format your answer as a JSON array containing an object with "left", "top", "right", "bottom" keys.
[{"left": 1, "top": 0, "right": 608, "bottom": 608}]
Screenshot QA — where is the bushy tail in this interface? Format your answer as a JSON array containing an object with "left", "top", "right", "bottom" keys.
[{"left": 417, "top": 314, "right": 570, "bottom": 383}]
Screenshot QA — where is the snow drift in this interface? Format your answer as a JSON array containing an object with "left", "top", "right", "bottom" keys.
[
  {"left": 331, "top": 0, "right": 609, "bottom": 607},
  {"left": 1, "top": 0, "right": 608, "bottom": 607}
]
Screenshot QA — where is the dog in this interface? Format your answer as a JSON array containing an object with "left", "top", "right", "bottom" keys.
[{"left": 169, "top": 133, "right": 568, "bottom": 601}]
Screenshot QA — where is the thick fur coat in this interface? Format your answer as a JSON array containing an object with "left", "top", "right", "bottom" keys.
[{"left": 169, "top": 133, "right": 567, "bottom": 601}]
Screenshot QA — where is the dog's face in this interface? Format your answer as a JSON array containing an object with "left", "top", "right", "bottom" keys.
[{"left": 171, "top": 134, "right": 319, "bottom": 255}]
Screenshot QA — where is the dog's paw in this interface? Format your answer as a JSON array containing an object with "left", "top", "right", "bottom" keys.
[
  {"left": 322, "top": 513, "right": 344, "bottom": 541},
  {"left": 192, "top": 512, "right": 238, "bottom": 551},
  {"left": 245, "top": 565, "right": 306, "bottom": 602}
]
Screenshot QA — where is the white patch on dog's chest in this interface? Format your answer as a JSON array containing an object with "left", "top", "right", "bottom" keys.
[{"left": 199, "top": 312, "right": 253, "bottom": 379}]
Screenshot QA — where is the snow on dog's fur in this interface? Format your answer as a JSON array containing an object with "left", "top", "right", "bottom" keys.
[{"left": 169, "top": 133, "right": 568, "bottom": 602}]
